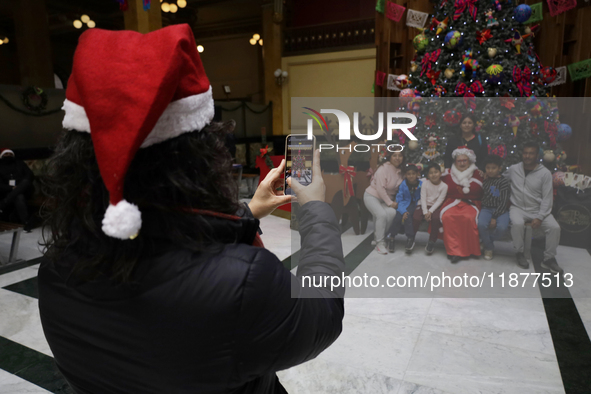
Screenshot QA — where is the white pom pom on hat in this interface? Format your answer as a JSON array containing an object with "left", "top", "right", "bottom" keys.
[
  {"left": 61, "top": 25, "right": 214, "bottom": 239},
  {"left": 463, "top": 187, "right": 470, "bottom": 194}
]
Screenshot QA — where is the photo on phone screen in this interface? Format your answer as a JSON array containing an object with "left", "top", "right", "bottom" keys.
[{"left": 285, "top": 135, "right": 315, "bottom": 196}]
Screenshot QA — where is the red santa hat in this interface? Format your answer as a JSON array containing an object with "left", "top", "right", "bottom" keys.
[
  {"left": 0, "top": 149, "right": 15, "bottom": 159},
  {"left": 61, "top": 24, "right": 214, "bottom": 240}
]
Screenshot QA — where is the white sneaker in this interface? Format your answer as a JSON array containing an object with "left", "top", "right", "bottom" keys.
[
  {"left": 375, "top": 242, "right": 388, "bottom": 255},
  {"left": 483, "top": 250, "right": 493, "bottom": 260},
  {"left": 371, "top": 240, "right": 377, "bottom": 246}
]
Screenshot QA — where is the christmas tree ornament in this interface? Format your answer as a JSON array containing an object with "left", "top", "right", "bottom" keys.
[
  {"left": 433, "top": 16, "right": 449, "bottom": 35},
  {"left": 444, "top": 68, "right": 455, "bottom": 78},
  {"left": 410, "top": 61, "right": 418, "bottom": 72},
  {"left": 507, "top": 115, "right": 520, "bottom": 137},
  {"left": 544, "top": 120, "right": 558, "bottom": 148},
  {"left": 476, "top": 29, "right": 493, "bottom": 45},
  {"left": 426, "top": 70, "right": 441, "bottom": 85},
  {"left": 396, "top": 74, "right": 410, "bottom": 89},
  {"left": 485, "top": 9, "right": 499, "bottom": 27},
  {"left": 399, "top": 88, "right": 417, "bottom": 103},
  {"left": 443, "top": 109, "right": 462, "bottom": 125},
  {"left": 555, "top": 150, "right": 567, "bottom": 162},
  {"left": 487, "top": 47, "right": 497, "bottom": 58},
  {"left": 413, "top": 32, "right": 429, "bottom": 52},
  {"left": 486, "top": 64, "right": 504, "bottom": 84},
  {"left": 454, "top": 0, "right": 478, "bottom": 21},
  {"left": 514, "top": 4, "right": 532, "bottom": 23},
  {"left": 552, "top": 171, "right": 565, "bottom": 187},
  {"left": 543, "top": 150, "right": 555, "bottom": 162},
  {"left": 415, "top": 162, "right": 424, "bottom": 172},
  {"left": 500, "top": 97, "right": 515, "bottom": 110},
  {"left": 408, "top": 100, "right": 421, "bottom": 116},
  {"left": 540, "top": 66, "right": 557, "bottom": 84},
  {"left": 422, "top": 133, "right": 441, "bottom": 160},
  {"left": 512, "top": 66, "right": 532, "bottom": 96},
  {"left": 461, "top": 49, "right": 479, "bottom": 77},
  {"left": 455, "top": 81, "right": 484, "bottom": 110},
  {"left": 492, "top": 0, "right": 502, "bottom": 11},
  {"left": 505, "top": 31, "right": 531, "bottom": 54},
  {"left": 433, "top": 85, "right": 447, "bottom": 96},
  {"left": 420, "top": 49, "right": 441, "bottom": 76},
  {"left": 408, "top": 140, "right": 420, "bottom": 150},
  {"left": 444, "top": 31, "right": 463, "bottom": 49},
  {"left": 425, "top": 115, "right": 437, "bottom": 127},
  {"left": 488, "top": 143, "right": 507, "bottom": 158},
  {"left": 475, "top": 119, "right": 485, "bottom": 132},
  {"left": 556, "top": 123, "right": 572, "bottom": 141}
]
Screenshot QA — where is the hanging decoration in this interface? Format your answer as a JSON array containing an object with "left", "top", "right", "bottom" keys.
[
  {"left": 512, "top": 66, "right": 532, "bottom": 96},
  {"left": 421, "top": 49, "right": 441, "bottom": 76},
  {"left": 539, "top": 66, "right": 557, "bottom": 85},
  {"left": 413, "top": 31, "right": 429, "bottom": 52},
  {"left": 546, "top": 0, "right": 577, "bottom": 17},
  {"left": 547, "top": 66, "right": 567, "bottom": 87},
  {"left": 567, "top": 58, "right": 591, "bottom": 81},
  {"left": 507, "top": 115, "right": 520, "bottom": 138},
  {"left": 143, "top": 0, "right": 151, "bottom": 10},
  {"left": 475, "top": 119, "right": 485, "bottom": 132},
  {"left": 543, "top": 150, "right": 556, "bottom": 163},
  {"left": 455, "top": 81, "right": 484, "bottom": 110},
  {"left": 476, "top": 29, "right": 493, "bottom": 45},
  {"left": 399, "top": 88, "right": 417, "bottom": 102},
  {"left": 461, "top": 50, "right": 479, "bottom": 78},
  {"left": 425, "top": 115, "right": 437, "bottom": 127},
  {"left": 433, "top": 85, "right": 447, "bottom": 96},
  {"left": 422, "top": 133, "right": 441, "bottom": 160},
  {"left": 488, "top": 143, "right": 507, "bottom": 158},
  {"left": 556, "top": 123, "right": 572, "bottom": 142},
  {"left": 376, "top": 0, "right": 386, "bottom": 13},
  {"left": 525, "top": 2, "right": 543, "bottom": 24},
  {"left": 453, "top": 0, "right": 477, "bottom": 21},
  {"left": 410, "top": 61, "right": 419, "bottom": 72},
  {"left": 431, "top": 17, "right": 450, "bottom": 35},
  {"left": 386, "top": 1, "right": 406, "bottom": 22},
  {"left": 396, "top": 74, "right": 410, "bottom": 88},
  {"left": 426, "top": 70, "right": 441, "bottom": 85},
  {"left": 387, "top": 74, "right": 401, "bottom": 91},
  {"left": 486, "top": 64, "right": 504, "bottom": 84},
  {"left": 505, "top": 31, "right": 531, "bottom": 54},
  {"left": 406, "top": 9, "right": 430, "bottom": 28},
  {"left": 444, "top": 68, "right": 455, "bottom": 79},
  {"left": 376, "top": 70, "right": 387, "bottom": 87},
  {"left": 500, "top": 97, "right": 515, "bottom": 110},
  {"left": 487, "top": 47, "right": 498, "bottom": 58},
  {"left": 408, "top": 140, "right": 420, "bottom": 150},
  {"left": 444, "top": 31, "right": 463, "bottom": 49},
  {"left": 514, "top": 4, "right": 532, "bottom": 23},
  {"left": 339, "top": 165, "right": 357, "bottom": 201},
  {"left": 485, "top": 9, "right": 499, "bottom": 27}
]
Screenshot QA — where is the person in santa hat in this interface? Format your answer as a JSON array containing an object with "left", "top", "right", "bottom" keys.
[
  {"left": 38, "top": 25, "right": 344, "bottom": 394},
  {"left": 0, "top": 149, "right": 35, "bottom": 229},
  {"left": 440, "top": 146, "right": 484, "bottom": 263}
]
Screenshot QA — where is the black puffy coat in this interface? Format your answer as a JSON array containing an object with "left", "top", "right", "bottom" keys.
[{"left": 38, "top": 201, "right": 345, "bottom": 394}]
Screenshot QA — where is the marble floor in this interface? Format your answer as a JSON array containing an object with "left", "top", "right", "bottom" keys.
[{"left": 1, "top": 206, "right": 590, "bottom": 393}]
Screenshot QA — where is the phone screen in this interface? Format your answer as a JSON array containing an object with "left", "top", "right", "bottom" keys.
[{"left": 285, "top": 135, "right": 314, "bottom": 196}]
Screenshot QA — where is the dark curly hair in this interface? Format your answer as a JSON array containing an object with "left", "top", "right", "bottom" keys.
[{"left": 41, "top": 121, "right": 241, "bottom": 283}]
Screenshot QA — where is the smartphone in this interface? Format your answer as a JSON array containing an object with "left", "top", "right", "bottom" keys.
[{"left": 284, "top": 134, "right": 315, "bottom": 196}]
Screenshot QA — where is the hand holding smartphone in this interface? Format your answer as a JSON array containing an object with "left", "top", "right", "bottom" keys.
[{"left": 284, "top": 134, "right": 316, "bottom": 196}]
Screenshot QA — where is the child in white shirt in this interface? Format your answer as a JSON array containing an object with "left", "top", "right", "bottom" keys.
[{"left": 413, "top": 163, "right": 448, "bottom": 254}]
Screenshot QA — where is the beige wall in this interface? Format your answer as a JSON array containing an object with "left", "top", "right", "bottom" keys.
[{"left": 281, "top": 48, "right": 376, "bottom": 135}]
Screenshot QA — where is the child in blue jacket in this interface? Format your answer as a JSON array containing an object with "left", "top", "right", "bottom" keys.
[{"left": 386, "top": 164, "right": 422, "bottom": 254}]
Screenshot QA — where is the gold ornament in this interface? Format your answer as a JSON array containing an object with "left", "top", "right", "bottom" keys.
[
  {"left": 543, "top": 150, "right": 555, "bottom": 163},
  {"left": 487, "top": 47, "right": 497, "bottom": 58},
  {"left": 444, "top": 68, "right": 455, "bottom": 78},
  {"left": 410, "top": 61, "right": 418, "bottom": 72},
  {"left": 408, "top": 140, "right": 420, "bottom": 150}
]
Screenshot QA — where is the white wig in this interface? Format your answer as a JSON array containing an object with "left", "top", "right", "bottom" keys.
[{"left": 452, "top": 146, "right": 476, "bottom": 164}]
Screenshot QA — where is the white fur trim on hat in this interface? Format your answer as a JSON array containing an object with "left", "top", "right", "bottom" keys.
[
  {"left": 101, "top": 200, "right": 142, "bottom": 240},
  {"left": 451, "top": 147, "right": 476, "bottom": 164},
  {"left": 62, "top": 86, "right": 214, "bottom": 148},
  {"left": 0, "top": 149, "right": 14, "bottom": 159}
]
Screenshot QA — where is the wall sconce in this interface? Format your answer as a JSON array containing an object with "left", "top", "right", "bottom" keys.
[{"left": 274, "top": 68, "right": 288, "bottom": 85}]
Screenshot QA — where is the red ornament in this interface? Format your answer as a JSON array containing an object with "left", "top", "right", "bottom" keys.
[
  {"left": 443, "top": 110, "right": 462, "bottom": 125},
  {"left": 433, "top": 85, "right": 447, "bottom": 96},
  {"left": 541, "top": 66, "right": 557, "bottom": 84},
  {"left": 425, "top": 115, "right": 437, "bottom": 127},
  {"left": 427, "top": 70, "right": 441, "bottom": 85}
]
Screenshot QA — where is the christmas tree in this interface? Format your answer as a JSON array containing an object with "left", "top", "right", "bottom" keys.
[{"left": 394, "top": 0, "right": 571, "bottom": 171}]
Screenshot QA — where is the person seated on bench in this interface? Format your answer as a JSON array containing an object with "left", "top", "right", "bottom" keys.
[
  {"left": 413, "top": 163, "right": 447, "bottom": 255},
  {"left": 504, "top": 142, "right": 563, "bottom": 273},
  {"left": 440, "top": 147, "right": 483, "bottom": 264},
  {"left": 0, "top": 149, "right": 34, "bottom": 230},
  {"left": 478, "top": 155, "right": 510, "bottom": 261}
]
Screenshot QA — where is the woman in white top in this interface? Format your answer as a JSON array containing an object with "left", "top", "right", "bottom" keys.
[{"left": 363, "top": 149, "right": 405, "bottom": 254}]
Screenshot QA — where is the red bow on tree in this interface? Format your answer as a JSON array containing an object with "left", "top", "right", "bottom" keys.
[
  {"left": 476, "top": 29, "right": 492, "bottom": 45},
  {"left": 339, "top": 165, "right": 357, "bottom": 200},
  {"left": 455, "top": 81, "right": 483, "bottom": 110},
  {"left": 544, "top": 121, "right": 558, "bottom": 149},
  {"left": 487, "top": 143, "right": 507, "bottom": 158},
  {"left": 513, "top": 66, "right": 532, "bottom": 97},
  {"left": 454, "top": 0, "right": 477, "bottom": 21},
  {"left": 426, "top": 70, "right": 441, "bottom": 85},
  {"left": 421, "top": 49, "right": 441, "bottom": 76}
]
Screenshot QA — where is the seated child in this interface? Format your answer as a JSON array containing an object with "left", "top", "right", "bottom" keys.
[
  {"left": 386, "top": 164, "right": 421, "bottom": 254},
  {"left": 478, "top": 155, "right": 510, "bottom": 260},
  {"left": 412, "top": 163, "right": 448, "bottom": 255}
]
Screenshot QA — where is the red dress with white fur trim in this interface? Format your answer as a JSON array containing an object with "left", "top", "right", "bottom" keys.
[{"left": 440, "top": 168, "right": 484, "bottom": 257}]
